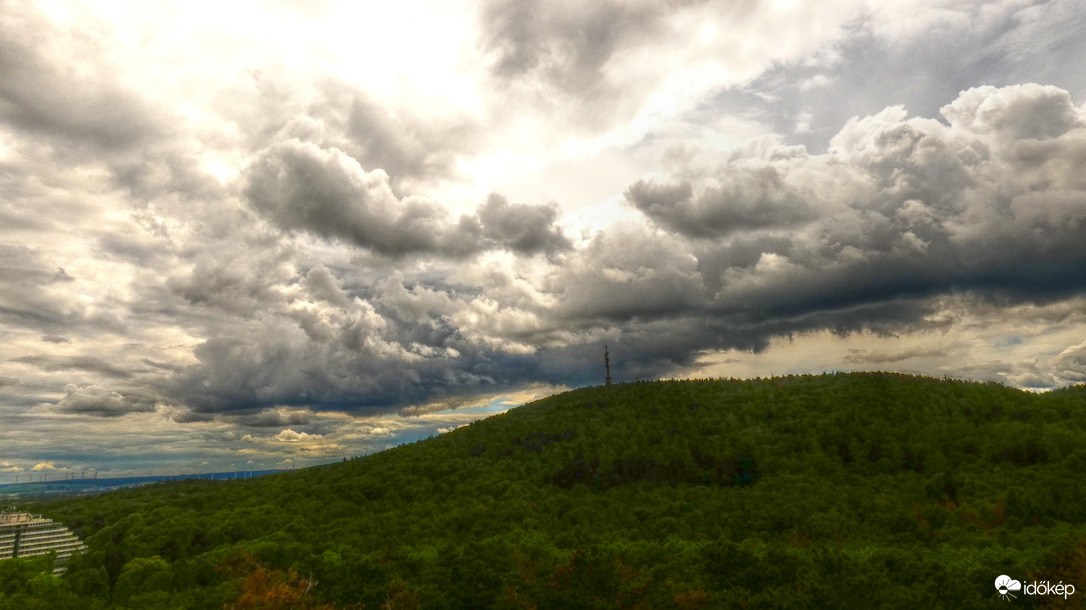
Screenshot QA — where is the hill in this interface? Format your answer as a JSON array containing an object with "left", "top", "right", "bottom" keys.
[
  {"left": 0, "top": 471, "right": 287, "bottom": 501},
  {"left": 5, "top": 372, "right": 1086, "bottom": 608}
]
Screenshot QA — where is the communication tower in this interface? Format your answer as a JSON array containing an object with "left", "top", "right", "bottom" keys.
[{"left": 605, "top": 345, "right": 612, "bottom": 386}]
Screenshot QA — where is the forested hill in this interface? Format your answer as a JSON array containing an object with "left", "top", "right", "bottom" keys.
[{"left": 7, "top": 373, "right": 1086, "bottom": 608}]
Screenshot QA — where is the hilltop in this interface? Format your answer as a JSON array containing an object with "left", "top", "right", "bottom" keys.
[{"left": 5, "top": 373, "right": 1086, "bottom": 608}]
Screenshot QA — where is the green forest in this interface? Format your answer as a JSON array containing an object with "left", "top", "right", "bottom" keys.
[{"left": 4, "top": 372, "right": 1086, "bottom": 608}]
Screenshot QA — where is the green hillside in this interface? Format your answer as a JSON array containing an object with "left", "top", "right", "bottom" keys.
[{"left": 5, "top": 373, "right": 1086, "bottom": 608}]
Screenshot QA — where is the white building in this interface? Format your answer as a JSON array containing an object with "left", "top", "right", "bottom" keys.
[{"left": 0, "top": 512, "right": 86, "bottom": 574}]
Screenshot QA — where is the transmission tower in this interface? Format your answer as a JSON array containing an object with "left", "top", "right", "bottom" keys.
[{"left": 605, "top": 345, "right": 612, "bottom": 386}]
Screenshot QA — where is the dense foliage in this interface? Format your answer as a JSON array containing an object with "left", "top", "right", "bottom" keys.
[{"left": 5, "top": 373, "right": 1086, "bottom": 608}]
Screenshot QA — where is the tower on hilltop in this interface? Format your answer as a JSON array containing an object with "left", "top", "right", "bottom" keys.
[{"left": 605, "top": 345, "right": 612, "bottom": 386}]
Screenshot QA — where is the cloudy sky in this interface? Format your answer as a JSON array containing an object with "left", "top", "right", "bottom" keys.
[{"left": 2, "top": 0, "right": 1086, "bottom": 478}]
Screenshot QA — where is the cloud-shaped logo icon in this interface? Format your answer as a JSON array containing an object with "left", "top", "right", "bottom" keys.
[{"left": 995, "top": 575, "right": 1022, "bottom": 600}]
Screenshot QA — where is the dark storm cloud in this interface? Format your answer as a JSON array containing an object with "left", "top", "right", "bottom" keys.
[
  {"left": 626, "top": 85, "right": 1086, "bottom": 319},
  {"left": 158, "top": 264, "right": 473, "bottom": 414},
  {"left": 230, "top": 409, "right": 312, "bottom": 428},
  {"left": 53, "top": 384, "right": 157, "bottom": 417},
  {"left": 153, "top": 256, "right": 547, "bottom": 417},
  {"left": 489, "top": 83, "right": 1086, "bottom": 387},
  {"left": 155, "top": 84, "right": 1084, "bottom": 417},
  {"left": 550, "top": 223, "right": 705, "bottom": 321},
  {"left": 625, "top": 165, "right": 817, "bottom": 238},
  {"left": 524, "top": 297, "right": 934, "bottom": 387},
  {"left": 243, "top": 138, "right": 570, "bottom": 257},
  {"left": 244, "top": 138, "right": 464, "bottom": 256},
  {"left": 12, "top": 80, "right": 1086, "bottom": 424},
  {"left": 166, "top": 328, "right": 488, "bottom": 416},
  {"left": 167, "top": 248, "right": 296, "bottom": 316}
]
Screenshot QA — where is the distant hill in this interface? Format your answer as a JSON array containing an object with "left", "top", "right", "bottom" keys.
[
  {"left": 0, "top": 471, "right": 286, "bottom": 500},
  {"left": 6, "top": 373, "right": 1086, "bottom": 608}
]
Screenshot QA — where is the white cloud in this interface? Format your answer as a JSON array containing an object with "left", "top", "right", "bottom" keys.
[{"left": 274, "top": 429, "right": 322, "bottom": 443}]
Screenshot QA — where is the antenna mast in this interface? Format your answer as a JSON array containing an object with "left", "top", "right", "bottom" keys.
[{"left": 605, "top": 345, "right": 612, "bottom": 386}]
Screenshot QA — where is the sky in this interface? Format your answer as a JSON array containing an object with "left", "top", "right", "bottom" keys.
[{"left": 2, "top": 0, "right": 1086, "bottom": 478}]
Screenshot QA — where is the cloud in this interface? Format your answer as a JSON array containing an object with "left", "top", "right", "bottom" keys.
[
  {"left": 31, "top": 462, "right": 56, "bottom": 471},
  {"left": 14, "top": 355, "right": 133, "bottom": 379},
  {"left": 15, "top": 82, "right": 1086, "bottom": 432},
  {"left": 54, "top": 384, "right": 157, "bottom": 417},
  {"left": 474, "top": 0, "right": 865, "bottom": 155},
  {"left": 625, "top": 162, "right": 818, "bottom": 238},
  {"left": 336, "top": 88, "right": 480, "bottom": 192},
  {"left": 713, "top": 0, "right": 1086, "bottom": 159},
  {"left": 274, "top": 429, "right": 322, "bottom": 442},
  {"left": 625, "top": 85, "right": 1086, "bottom": 319},
  {"left": 481, "top": 0, "right": 657, "bottom": 96},
  {"left": 0, "top": 245, "right": 90, "bottom": 332},
  {"left": 305, "top": 265, "right": 350, "bottom": 307},
  {"left": 476, "top": 194, "right": 572, "bottom": 255},
  {"left": 942, "top": 84, "right": 1082, "bottom": 142},
  {"left": 243, "top": 137, "right": 570, "bottom": 257},
  {"left": 552, "top": 222, "right": 705, "bottom": 321},
  {"left": 142, "top": 81, "right": 1086, "bottom": 417},
  {"left": 844, "top": 347, "right": 948, "bottom": 365},
  {"left": 235, "top": 428, "right": 346, "bottom": 457},
  {"left": 230, "top": 408, "right": 313, "bottom": 428},
  {"left": 1013, "top": 340, "right": 1086, "bottom": 388},
  {"left": 0, "top": 4, "right": 162, "bottom": 149},
  {"left": 244, "top": 138, "right": 460, "bottom": 257}
]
